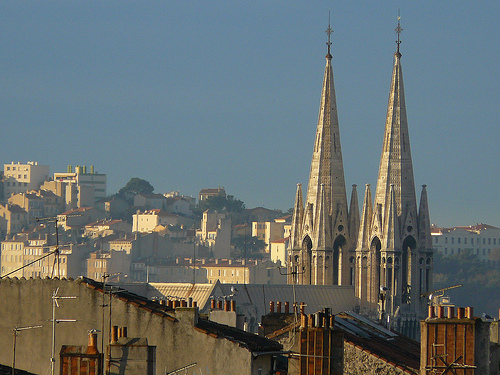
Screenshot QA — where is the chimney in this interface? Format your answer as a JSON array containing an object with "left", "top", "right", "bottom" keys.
[
  {"left": 428, "top": 306, "right": 436, "bottom": 318},
  {"left": 188, "top": 297, "right": 193, "bottom": 307},
  {"left": 269, "top": 301, "right": 274, "bottom": 314},
  {"left": 457, "top": 307, "right": 465, "bottom": 319},
  {"left": 211, "top": 299, "right": 216, "bottom": 309},
  {"left": 217, "top": 300, "right": 223, "bottom": 310},
  {"left": 231, "top": 300, "right": 236, "bottom": 312},
  {"left": 437, "top": 306, "right": 445, "bottom": 318},
  {"left": 448, "top": 306, "right": 455, "bottom": 319},
  {"left": 111, "top": 326, "right": 118, "bottom": 343},
  {"left": 86, "top": 331, "right": 99, "bottom": 354},
  {"left": 466, "top": 306, "right": 474, "bottom": 319},
  {"left": 276, "top": 301, "right": 282, "bottom": 314},
  {"left": 224, "top": 300, "right": 230, "bottom": 312},
  {"left": 118, "top": 327, "right": 127, "bottom": 339},
  {"left": 284, "top": 301, "right": 290, "bottom": 313}
]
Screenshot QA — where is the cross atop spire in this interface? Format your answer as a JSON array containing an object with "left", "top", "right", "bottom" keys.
[
  {"left": 326, "top": 11, "right": 333, "bottom": 58},
  {"left": 395, "top": 11, "right": 403, "bottom": 56}
]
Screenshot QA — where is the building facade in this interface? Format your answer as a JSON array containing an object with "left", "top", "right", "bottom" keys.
[
  {"left": 53, "top": 165, "right": 107, "bottom": 201},
  {"left": 3, "top": 161, "right": 49, "bottom": 198},
  {"left": 432, "top": 224, "right": 500, "bottom": 262}
]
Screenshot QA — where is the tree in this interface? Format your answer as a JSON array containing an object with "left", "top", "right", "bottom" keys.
[
  {"left": 231, "top": 235, "right": 266, "bottom": 259},
  {"left": 118, "top": 178, "right": 154, "bottom": 204},
  {"left": 193, "top": 194, "right": 246, "bottom": 223}
]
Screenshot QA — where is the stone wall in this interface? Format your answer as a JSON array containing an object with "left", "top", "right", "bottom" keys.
[{"left": 344, "top": 342, "right": 417, "bottom": 375}]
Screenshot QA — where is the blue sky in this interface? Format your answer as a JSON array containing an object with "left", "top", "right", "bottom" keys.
[{"left": 1, "top": 1, "right": 498, "bottom": 227}]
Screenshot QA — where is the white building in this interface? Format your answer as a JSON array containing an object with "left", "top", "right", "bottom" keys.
[
  {"left": 132, "top": 209, "right": 190, "bottom": 233},
  {"left": 53, "top": 165, "right": 107, "bottom": 201},
  {"left": 3, "top": 161, "right": 49, "bottom": 198},
  {"left": 431, "top": 224, "right": 500, "bottom": 262}
]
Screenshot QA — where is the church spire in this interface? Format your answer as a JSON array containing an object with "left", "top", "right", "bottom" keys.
[
  {"left": 373, "top": 15, "right": 417, "bottom": 232},
  {"left": 304, "top": 18, "right": 348, "bottom": 234}
]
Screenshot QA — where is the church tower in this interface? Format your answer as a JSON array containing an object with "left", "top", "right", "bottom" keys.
[
  {"left": 355, "top": 18, "right": 433, "bottom": 336},
  {"left": 288, "top": 23, "right": 359, "bottom": 286}
]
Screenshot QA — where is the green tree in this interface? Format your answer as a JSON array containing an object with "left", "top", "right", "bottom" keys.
[
  {"left": 118, "top": 178, "right": 154, "bottom": 204},
  {"left": 193, "top": 194, "right": 246, "bottom": 223},
  {"left": 231, "top": 235, "right": 266, "bottom": 259}
]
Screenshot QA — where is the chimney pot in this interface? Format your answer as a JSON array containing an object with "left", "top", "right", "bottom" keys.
[
  {"left": 437, "top": 306, "right": 445, "bottom": 318},
  {"left": 193, "top": 301, "right": 198, "bottom": 308},
  {"left": 231, "top": 300, "right": 236, "bottom": 312},
  {"left": 466, "top": 306, "right": 474, "bottom": 319},
  {"left": 211, "top": 299, "right": 216, "bottom": 309},
  {"left": 217, "top": 300, "right": 223, "bottom": 310},
  {"left": 111, "top": 326, "right": 118, "bottom": 343},
  {"left": 428, "top": 306, "right": 436, "bottom": 318},
  {"left": 86, "top": 332, "right": 99, "bottom": 354},
  {"left": 269, "top": 301, "right": 274, "bottom": 314},
  {"left": 301, "top": 314, "right": 308, "bottom": 328},
  {"left": 224, "top": 300, "right": 230, "bottom": 312},
  {"left": 284, "top": 301, "right": 290, "bottom": 314},
  {"left": 300, "top": 303, "right": 305, "bottom": 316},
  {"left": 276, "top": 301, "right": 282, "bottom": 314},
  {"left": 448, "top": 306, "right": 455, "bottom": 319},
  {"left": 188, "top": 297, "right": 193, "bottom": 307},
  {"left": 457, "top": 307, "right": 465, "bottom": 319},
  {"left": 122, "top": 327, "right": 127, "bottom": 338}
]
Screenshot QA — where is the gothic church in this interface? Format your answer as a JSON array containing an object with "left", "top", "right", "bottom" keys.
[{"left": 287, "top": 20, "right": 433, "bottom": 335}]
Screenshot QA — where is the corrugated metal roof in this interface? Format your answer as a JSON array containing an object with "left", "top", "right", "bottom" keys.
[
  {"left": 216, "top": 284, "right": 357, "bottom": 316},
  {"left": 147, "top": 282, "right": 218, "bottom": 308}
]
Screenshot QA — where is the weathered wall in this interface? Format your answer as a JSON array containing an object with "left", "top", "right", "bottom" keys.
[
  {"left": 0, "top": 277, "right": 262, "bottom": 375},
  {"left": 344, "top": 342, "right": 417, "bottom": 375}
]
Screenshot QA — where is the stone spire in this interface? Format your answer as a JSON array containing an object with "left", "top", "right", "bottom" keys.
[
  {"left": 418, "top": 185, "right": 432, "bottom": 250},
  {"left": 287, "top": 20, "right": 353, "bottom": 286},
  {"left": 357, "top": 184, "right": 373, "bottom": 250},
  {"left": 373, "top": 27, "right": 417, "bottom": 239},
  {"left": 348, "top": 184, "right": 360, "bottom": 246},
  {"left": 304, "top": 20, "right": 349, "bottom": 241},
  {"left": 289, "top": 183, "right": 304, "bottom": 250}
]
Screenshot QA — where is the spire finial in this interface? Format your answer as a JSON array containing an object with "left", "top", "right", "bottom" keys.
[
  {"left": 395, "top": 10, "right": 403, "bottom": 56},
  {"left": 325, "top": 11, "right": 333, "bottom": 58}
]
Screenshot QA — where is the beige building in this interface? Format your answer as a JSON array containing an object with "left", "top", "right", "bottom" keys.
[
  {"left": 53, "top": 164, "right": 107, "bottom": 201},
  {"left": 41, "top": 179, "right": 94, "bottom": 210},
  {"left": 132, "top": 209, "right": 192, "bottom": 233},
  {"left": 203, "top": 258, "right": 286, "bottom": 285},
  {"left": 196, "top": 210, "right": 231, "bottom": 259},
  {"left": 57, "top": 207, "right": 107, "bottom": 231},
  {"left": 198, "top": 187, "right": 226, "bottom": 202},
  {"left": 270, "top": 236, "right": 289, "bottom": 266},
  {"left": 252, "top": 216, "right": 291, "bottom": 253},
  {"left": 3, "top": 161, "right": 49, "bottom": 198},
  {"left": 84, "top": 219, "right": 132, "bottom": 238},
  {"left": 86, "top": 250, "right": 131, "bottom": 282},
  {"left": 432, "top": 223, "right": 500, "bottom": 262},
  {"left": 8, "top": 192, "right": 44, "bottom": 227},
  {"left": 0, "top": 236, "right": 91, "bottom": 278},
  {"left": 0, "top": 203, "right": 27, "bottom": 236}
]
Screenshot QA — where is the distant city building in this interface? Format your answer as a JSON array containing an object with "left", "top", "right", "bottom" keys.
[
  {"left": 132, "top": 209, "right": 192, "bottom": 233},
  {"left": 53, "top": 164, "right": 107, "bottom": 201},
  {"left": 252, "top": 215, "right": 291, "bottom": 253},
  {"left": 270, "top": 236, "right": 289, "bottom": 266},
  {"left": 0, "top": 236, "right": 92, "bottom": 278},
  {"left": 0, "top": 203, "right": 27, "bottom": 236},
  {"left": 202, "top": 258, "right": 285, "bottom": 285},
  {"left": 3, "top": 161, "right": 49, "bottom": 198},
  {"left": 133, "top": 193, "right": 168, "bottom": 209},
  {"left": 198, "top": 187, "right": 225, "bottom": 202},
  {"left": 196, "top": 210, "right": 231, "bottom": 258},
  {"left": 432, "top": 223, "right": 500, "bottom": 262},
  {"left": 8, "top": 192, "right": 44, "bottom": 227},
  {"left": 86, "top": 250, "right": 130, "bottom": 282},
  {"left": 57, "top": 207, "right": 107, "bottom": 231}
]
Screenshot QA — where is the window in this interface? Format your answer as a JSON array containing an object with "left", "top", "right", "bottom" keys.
[
  {"left": 464, "top": 238, "right": 467, "bottom": 244},
  {"left": 488, "top": 238, "right": 491, "bottom": 245},
  {"left": 451, "top": 238, "right": 454, "bottom": 244},
  {"left": 444, "top": 248, "right": 448, "bottom": 255},
  {"left": 435, "top": 237, "right": 439, "bottom": 244},
  {"left": 483, "top": 239, "right": 486, "bottom": 244},
  {"left": 458, "top": 238, "right": 461, "bottom": 244}
]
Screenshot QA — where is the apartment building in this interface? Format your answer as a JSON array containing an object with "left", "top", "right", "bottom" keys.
[
  {"left": 3, "top": 161, "right": 49, "bottom": 198},
  {"left": 203, "top": 258, "right": 286, "bottom": 284},
  {"left": 196, "top": 210, "right": 231, "bottom": 259},
  {"left": 432, "top": 223, "right": 500, "bottom": 262},
  {"left": 132, "top": 209, "right": 192, "bottom": 233},
  {"left": 0, "top": 203, "right": 27, "bottom": 236},
  {"left": 8, "top": 192, "right": 44, "bottom": 227},
  {"left": 53, "top": 164, "right": 107, "bottom": 201},
  {"left": 252, "top": 215, "right": 291, "bottom": 253}
]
